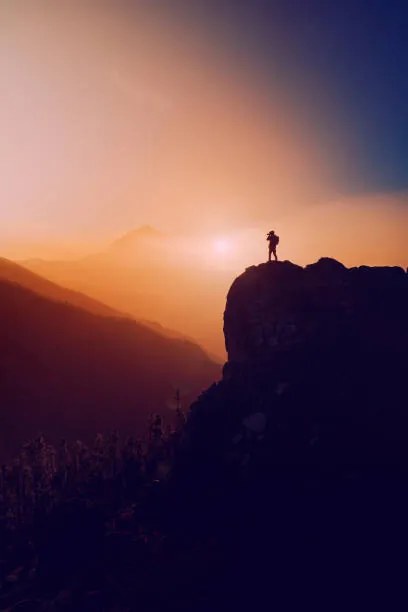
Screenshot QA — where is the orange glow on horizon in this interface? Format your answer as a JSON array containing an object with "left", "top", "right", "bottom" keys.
[
  {"left": 1, "top": 2, "right": 407, "bottom": 359},
  {"left": 1, "top": 0, "right": 344, "bottom": 247}
]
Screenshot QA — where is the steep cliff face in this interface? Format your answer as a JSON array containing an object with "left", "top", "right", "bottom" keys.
[
  {"left": 185, "top": 258, "right": 408, "bottom": 469},
  {"left": 169, "top": 259, "right": 408, "bottom": 606}
]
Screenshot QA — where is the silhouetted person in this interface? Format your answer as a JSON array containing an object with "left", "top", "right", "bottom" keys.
[{"left": 267, "top": 230, "right": 279, "bottom": 262}]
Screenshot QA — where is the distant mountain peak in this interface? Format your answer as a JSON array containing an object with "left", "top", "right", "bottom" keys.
[{"left": 110, "top": 226, "right": 164, "bottom": 251}]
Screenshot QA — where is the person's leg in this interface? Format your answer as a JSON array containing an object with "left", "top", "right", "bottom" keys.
[
  {"left": 274, "top": 248, "right": 278, "bottom": 261},
  {"left": 268, "top": 246, "right": 272, "bottom": 262}
]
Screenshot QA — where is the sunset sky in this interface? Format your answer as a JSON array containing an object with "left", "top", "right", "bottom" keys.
[{"left": 1, "top": 0, "right": 407, "bottom": 266}]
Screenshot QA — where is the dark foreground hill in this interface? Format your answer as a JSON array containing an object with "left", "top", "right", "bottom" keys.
[
  {"left": 1, "top": 258, "right": 407, "bottom": 610},
  {"left": 172, "top": 257, "right": 408, "bottom": 607},
  {"left": 0, "top": 280, "right": 219, "bottom": 459}
]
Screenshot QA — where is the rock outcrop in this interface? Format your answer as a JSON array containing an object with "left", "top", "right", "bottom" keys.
[
  {"left": 168, "top": 258, "right": 408, "bottom": 606},
  {"left": 225, "top": 257, "right": 407, "bottom": 365},
  {"left": 186, "top": 258, "right": 408, "bottom": 464}
]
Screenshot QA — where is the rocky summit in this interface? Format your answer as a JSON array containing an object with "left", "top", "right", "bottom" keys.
[{"left": 224, "top": 257, "right": 407, "bottom": 365}]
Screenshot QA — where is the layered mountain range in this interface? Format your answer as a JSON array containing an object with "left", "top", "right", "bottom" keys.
[
  {"left": 0, "top": 258, "right": 219, "bottom": 459},
  {"left": 22, "top": 227, "right": 231, "bottom": 358}
]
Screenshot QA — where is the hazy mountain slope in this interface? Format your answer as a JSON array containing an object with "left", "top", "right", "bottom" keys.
[
  {"left": 22, "top": 228, "right": 230, "bottom": 358},
  {"left": 0, "top": 257, "right": 124, "bottom": 319},
  {"left": 0, "top": 280, "right": 220, "bottom": 459},
  {"left": 1, "top": 257, "right": 206, "bottom": 347}
]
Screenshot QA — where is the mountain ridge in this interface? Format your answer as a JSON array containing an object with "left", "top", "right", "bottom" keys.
[
  {"left": 0, "top": 278, "right": 220, "bottom": 460},
  {"left": 21, "top": 229, "right": 230, "bottom": 358},
  {"left": 0, "top": 257, "right": 125, "bottom": 319},
  {"left": 1, "top": 256, "right": 213, "bottom": 352}
]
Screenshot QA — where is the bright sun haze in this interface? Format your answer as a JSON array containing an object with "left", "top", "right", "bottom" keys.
[
  {"left": 1, "top": 1, "right": 407, "bottom": 265},
  {"left": 0, "top": 1, "right": 350, "bottom": 253},
  {"left": 213, "top": 238, "right": 232, "bottom": 255},
  {"left": 0, "top": 0, "right": 407, "bottom": 357}
]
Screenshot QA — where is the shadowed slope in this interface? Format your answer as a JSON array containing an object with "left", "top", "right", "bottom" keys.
[{"left": 0, "top": 280, "right": 220, "bottom": 460}]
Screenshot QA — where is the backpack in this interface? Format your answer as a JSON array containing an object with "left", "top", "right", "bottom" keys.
[{"left": 268, "top": 232, "right": 279, "bottom": 246}]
